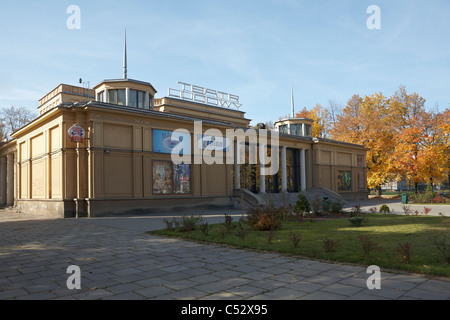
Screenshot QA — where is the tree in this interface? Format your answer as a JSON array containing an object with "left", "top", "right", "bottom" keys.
[
  {"left": 295, "top": 104, "right": 330, "bottom": 138},
  {"left": 0, "top": 106, "right": 36, "bottom": 140},
  {"left": 330, "top": 93, "right": 397, "bottom": 196},
  {"left": 390, "top": 88, "right": 449, "bottom": 193}
]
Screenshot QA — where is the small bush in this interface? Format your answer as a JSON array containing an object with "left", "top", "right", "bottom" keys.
[
  {"left": 311, "top": 194, "right": 322, "bottom": 215},
  {"left": 179, "top": 214, "right": 204, "bottom": 232},
  {"left": 235, "top": 223, "right": 249, "bottom": 242},
  {"left": 379, "top": 204, "right": 390, "bottom": 214},
  {"left": 329, "top": 200, "right": 344, "bottom": 215},
  {"left": 289, "top": 231, "right": 302, "bottom": 248},
  {"left": 295, "top": 193, "right": 310, "bottom": 214},
  {"left": 350, "top": 204, "right": 362, "bottom": 217},
  {"left": 431, "top": 235, "right": 450, "bottom": 264},
  {"left": 359, "top": 234, "right": 382, "bottom": 258},
  {"left": 246, "top": 207, "right": 281, "bottom": 231},
  {"left": 323, "top": 237, "right": 339, "bottom": 254},
  {"left": 266, "top": 229, "right": 276, "bottom": 245},
  {"left": 199, "top": 222, "right": 210, "bottom": 236},
  {"left": 396, "top": 242, "right": 412, "bottom": 264},
  {"left": 348, "top": 216, "right": 366, "bottom": 227},
  {"left": 401, "top": 205, "right": 412, "bottom": 215},
  {"left": 224, "top": 214, "right": 235, "bottom": 231}
]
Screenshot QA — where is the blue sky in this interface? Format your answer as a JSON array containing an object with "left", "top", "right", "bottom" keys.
[{"left": 0, "top": 0, "right": 449, "bottom": 125}]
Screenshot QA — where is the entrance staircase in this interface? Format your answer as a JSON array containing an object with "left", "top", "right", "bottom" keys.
[{"left": 233, "top": 188, "right": 348, "bottom": 211}]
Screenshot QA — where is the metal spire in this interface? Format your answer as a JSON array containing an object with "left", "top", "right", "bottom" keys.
[
  {"left": 123, "top": 29, "right": 127, "bottom": 79},
  {"left": 291, "top": 85, "right": 295, "bottom": 118}
]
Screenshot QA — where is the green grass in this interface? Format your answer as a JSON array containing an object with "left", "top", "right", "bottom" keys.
[{"left": 148, "top": 214, "right": 450, "bottom": 278}]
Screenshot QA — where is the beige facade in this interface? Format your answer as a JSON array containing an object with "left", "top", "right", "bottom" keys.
[{"left": 0, "top": 78, "right": 368, "bottom": 218}]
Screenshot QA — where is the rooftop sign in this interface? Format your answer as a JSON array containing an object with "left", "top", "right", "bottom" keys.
[{"left": 168, "top": 81, "right": 242, "bottom": 110}]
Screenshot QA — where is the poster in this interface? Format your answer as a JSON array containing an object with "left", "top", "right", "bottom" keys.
[
  {"left": 153, "top": 129, "right": 191, "bottom": 155},
  {"left": 173, "top": 163, "right": 191, "bottom": 194},
  {"left": 338, "top": 171, "right": 352, "bottom": 191},
  {"left": 153, "top": 161, "right": 173, "bottom": 194}
]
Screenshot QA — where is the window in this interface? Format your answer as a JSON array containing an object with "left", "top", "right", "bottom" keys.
[
  {"left": 338, "top": 171, "right": 352, "bottom": 191},
  {"left": 130, "top": 90, "right": 146, "bottom": 108},
  {"left": 279, "top": 125, "right": 288, "bottom": 134},
  {"left": 290, "top": 124, "right": 301, "bottom": 136},
  {"left": 153, "top": 161, "right": 191, "bottom": 194},
  {"left": 108, "top": 89, "right": 126, "bottom": 105},
  {"left": 305, "top": 124, "right": 312, "bottom": 137},
  {"left": 98, "top": 91, "right": 104, "bottom": 102}
]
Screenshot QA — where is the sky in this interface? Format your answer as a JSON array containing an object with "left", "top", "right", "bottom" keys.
[{"left": 0, "top": 0, "right": 449, "bottom": 125}]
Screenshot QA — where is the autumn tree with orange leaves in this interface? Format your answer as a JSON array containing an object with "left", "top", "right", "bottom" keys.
[{"left": 329, "top": 86, "right": 449, "bottom": 195}]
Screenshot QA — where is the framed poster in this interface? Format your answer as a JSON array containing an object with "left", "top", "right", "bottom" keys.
[
  {"left": 173, "top": 163, "right": 191, "bottom": 194},
  {"left": 153, "top": 129, "right": 191, "bottom": 155},
  {"left": 338, "top": 171, "right": 352, "bottom": 191},
  {"left": 153, "top": 161, "right": 173, "bottom": 194}
]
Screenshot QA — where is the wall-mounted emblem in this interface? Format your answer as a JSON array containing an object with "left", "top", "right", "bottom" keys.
[{"left": 68, "top": 123, "right": 85, "bottom": 143}]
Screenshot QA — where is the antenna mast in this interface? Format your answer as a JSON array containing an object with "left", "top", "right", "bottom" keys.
[
  {"left": 123, "top": 29, "right": 127, "bottom": 79},
  {"left": 291, "top": 85, "right": 295, "bottom": 118}
]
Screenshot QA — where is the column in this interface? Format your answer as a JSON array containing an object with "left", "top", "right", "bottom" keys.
[
  {"left": 302, "top": 123, "right": 306, "bottom": 137},
  {"left": 259, "top": 146, "right": 266, "bottom": 194},
  {"left": 125, "top": 87, "right": 130, "bottom": 106},
  {"left": 6, "top": 153, "right": 14, "bottom": 206},
  {"left": 104, "top": 89, "right": 109, "bottom": 103},
  {"left": 145, "top": 92, "right": 150, "bottom": 110},
  {"left": 281, "top": 146, "right": 287, "bottom": 192},
  {"left": 0, "top": 156, "right": 6, "bottom": 205},
  {"left": 300, "top": 149, "right": 306, "bottom": 191},
  {"left": 234, "top": 141, "right": 240, "bottom": 189}
]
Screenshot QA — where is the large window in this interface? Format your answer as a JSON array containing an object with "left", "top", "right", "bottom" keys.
[
  {"left": 130, "top": 90, "right": 146, "bottom": 108},
  {"left": 278, "top": 125, "right": 288, "bottom": 134},
  {"left": 108, "top": 89, "right": 126, "bottom": 106},
  {"left": 338, "top": 171, "right": 352, "bottom": 191},
  {"left": 153, "top": 161, "right": 191, "bottom": 194},
  {"left": 290, "top": 124, "right": 302, "bottom": 136}
]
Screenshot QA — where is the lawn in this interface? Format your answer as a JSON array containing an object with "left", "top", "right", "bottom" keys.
[{"left": 148, "top": 213, "right": 450, "bottom": 278}]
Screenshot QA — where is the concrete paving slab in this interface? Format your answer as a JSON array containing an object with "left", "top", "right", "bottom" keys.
[{"left": 0, "top": 207, "right": 449, "bottom": 301}]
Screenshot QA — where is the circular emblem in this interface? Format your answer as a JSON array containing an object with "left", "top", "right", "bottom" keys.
[{"left": 68, "top": 123, "right": 85, "bottom": 143}]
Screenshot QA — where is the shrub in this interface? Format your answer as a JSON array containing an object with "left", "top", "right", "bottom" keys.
[
  {"left": 289, "top": 231, "right": 302, "bottom": 248},
  {"left": 358, "top": 234, "right": 382, "bottom": 258},
  {"left": 396, "top": 242, "right": 412, "bottom": 264},
  {"left": 266, "top": 229, "right": 276, "bottom": 245},
  {"left": 224, "top": 213, "right": 235, "bottom": 231},
  {"left": 329, "top": 200, "right": 344, "bottom": 215},
  {"left": 235, "top": 223, "right": 249, "bottom": 242},
  {"left": 401, "top": 205, "right": 412, "bottom": 215},
  {"left": 431, "top": 235, "right": 450, "bottom": 264},
  {"left": 348, "top": 216, "right": 366, "bottom": 227},
  {"left": 323, "top": 237, "right": 339, "bottom": 254},
  {"left": 163, "top": 218, "right": 176, "bottom": 231},
  {"left": 350, "top": 203, "right": 362, "bottom": 217},
  {"left": 295, "top": 193, "right": 310, "bottom": 214},
  {"left": 379, "top": 204, "right": 390, "bottom": 214},
  {"left": 246, "top": 207, "right": 281, "bottom": 231},
  {"left": 199, "top": 222, "right": 210, "bottom": 236},
  {"left": 311, "top": 194, "right": 322, "bottom": 215},
  {"left": 179, "top": 214, "right": 204, "bottom": 232}
]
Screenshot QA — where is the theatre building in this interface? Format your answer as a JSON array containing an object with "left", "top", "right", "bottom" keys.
[{"left": 0, "top": 78, "right": 368, "bottom": 218}]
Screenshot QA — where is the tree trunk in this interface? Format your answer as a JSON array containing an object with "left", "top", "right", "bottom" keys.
[
  {"left": 414, "top": 182, "right": 419, "bottom": 194},
  {"left": 375, "top": 185, "right": 382, "bottom": 197}
]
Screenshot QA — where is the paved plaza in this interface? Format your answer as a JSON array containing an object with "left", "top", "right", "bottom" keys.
[{"left": 0, "top": 205, "right": 449, "bottom": 301}]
